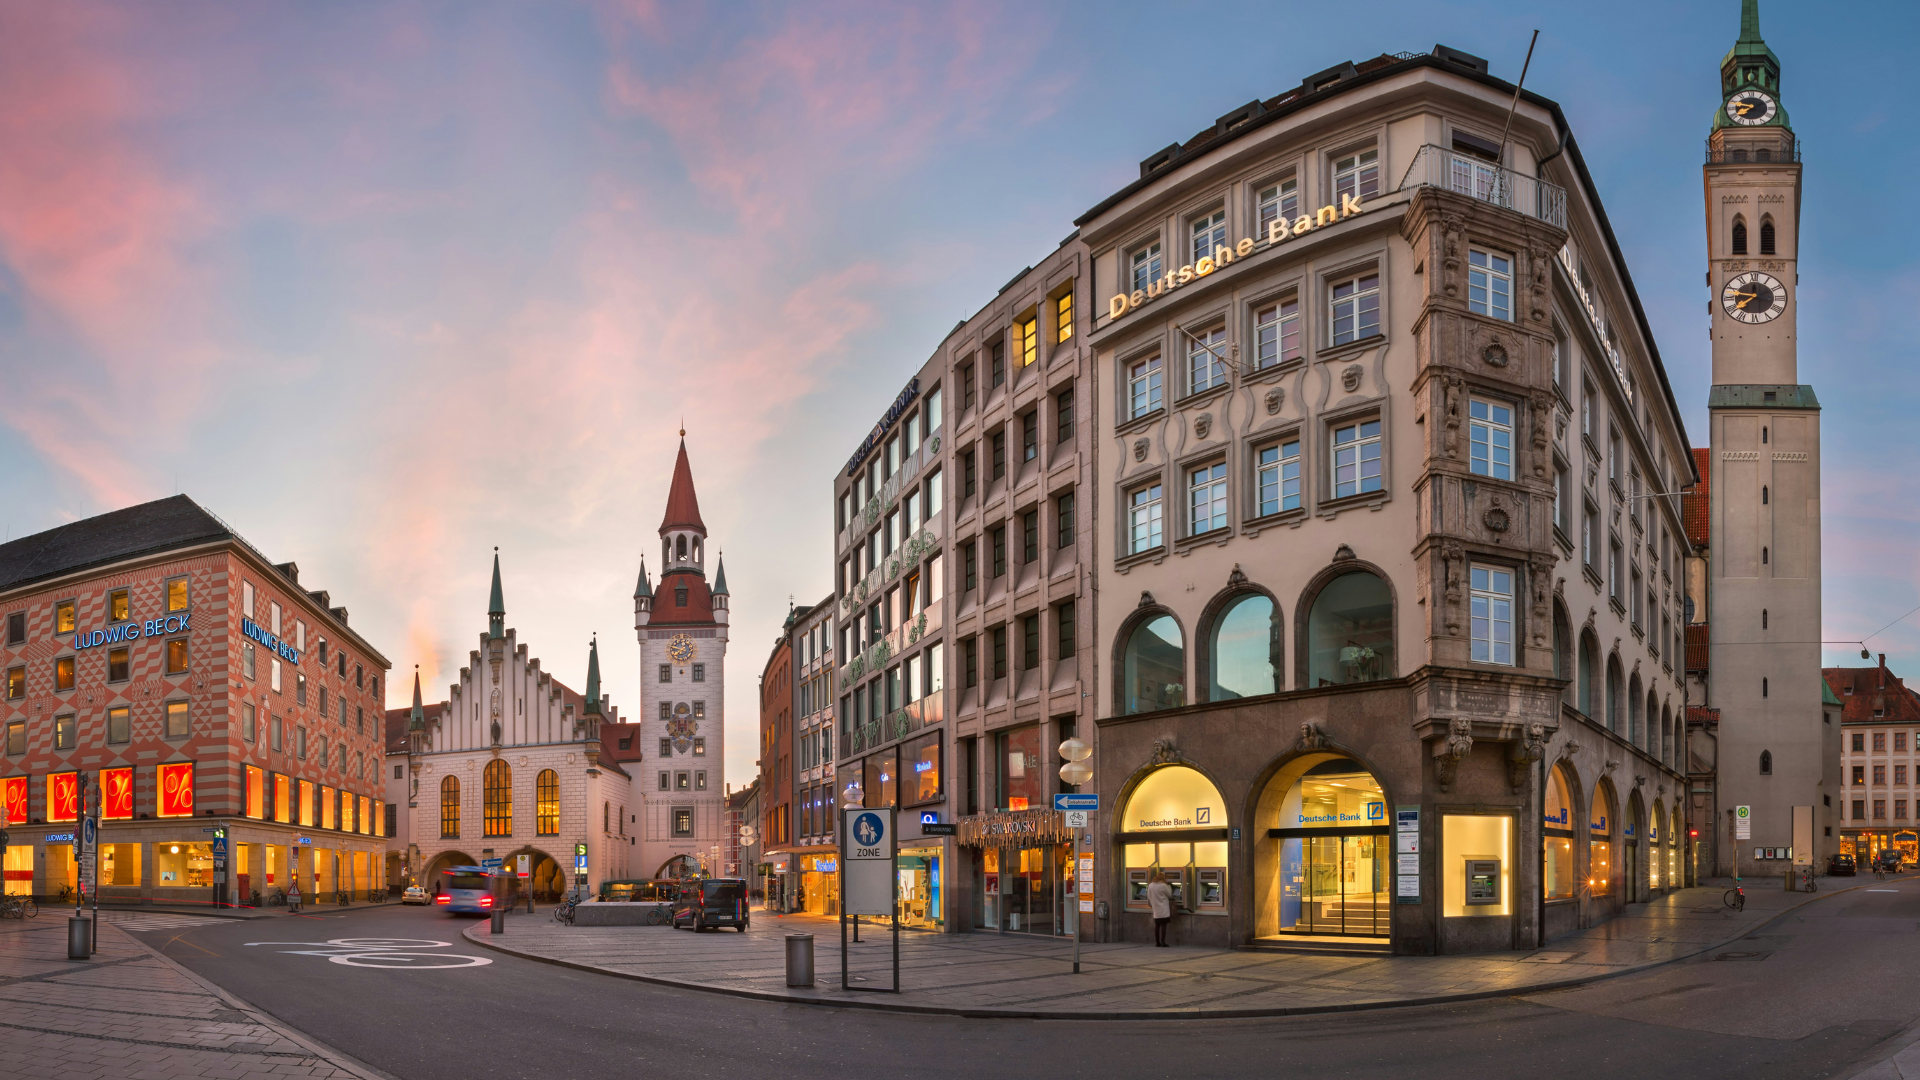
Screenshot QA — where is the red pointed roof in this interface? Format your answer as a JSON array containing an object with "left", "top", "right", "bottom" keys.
[{"left": 659, "top": 439, "right": 706, "bottom": 534}]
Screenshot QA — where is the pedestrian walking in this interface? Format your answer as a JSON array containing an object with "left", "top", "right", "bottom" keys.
[{"left": 1146, "top": 871, "right": 1173, "bottom": 947}]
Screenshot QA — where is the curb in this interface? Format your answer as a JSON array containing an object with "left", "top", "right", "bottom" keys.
[
  {"left": 461, "top": 876, "right": 1906, "bottom": 1022},
  {"left": 113, "top": 919, "right": 405, "bottom": 1080}
]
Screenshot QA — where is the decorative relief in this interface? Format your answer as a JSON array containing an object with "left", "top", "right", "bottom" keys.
[
  {"left": 1433, "top": 717, "right": 1474, "bottom": 792},
  {"left": 1341, "top": 364, "right": 1363, "bottom": 392},
  {"left": 1528, "top": 243, "right": 1554, "bottom": 324},
  {"left": 1440, "top": 213, "right": 1465, "bottom": 298},
  {"left": 1529, "top": 390, "right": 1555, "bottom": 474},
  {"left": 1138, "top": 590, "right": 1156, "bottom": 608},
  {"left": 1528, "top": 554, "right": 1555, "bottom": 646},
  {"left": 1194, "top": 413, "right": 1212, "bottom": 439},
  {"left": 1508, "top": 722, "right": 1548, "bottom": 793},
  {"left": 1723, "top": 451, "right": 1760, "bottom": 461},
  {"left": 1441, "top": 539, "right": 1465, "bottom": 636},
  {"left": 1265, "top": 387, "right": 1286, "bottom": 415},
  {"left": 1442, "top": 372, "right": 1464, "bottom": 456},
  {"left": 1296, "top": 722, "right": 1328, "bottom": 753},
  {"left": 1148, "top": 738, "right": 1181, "bottom": 766},
  {"left": 1482, "top": 343, "right": 1509, "bottom": 367},
  {"left": 1771, "top": 452, "right": 1808, "bottom": 461},
  {"left": 1482, "top": 504, "right": 1510, "bottom": 533},
  {"left": 1133, "top": 438, "right": 1150, "bottom": 462},
  {"left": 1334, "top": 543, "right": 1357, "bottom": 562}
]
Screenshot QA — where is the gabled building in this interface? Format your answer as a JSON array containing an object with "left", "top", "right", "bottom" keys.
[{"left": 1826, "top": 660, "right": 1920, "bottom": 865}]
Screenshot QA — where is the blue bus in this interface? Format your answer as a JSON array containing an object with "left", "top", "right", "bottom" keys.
[{"left": 436, "top": 866, "right": 496, "bottom": 915}]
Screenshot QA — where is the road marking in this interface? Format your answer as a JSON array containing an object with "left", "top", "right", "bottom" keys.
[
  {"left": 1867, "top": 889, "right": 1900, "bottom": 892},
  {"left": 244, "top": 936, "right": 493, "bottom": 969},
  {"left": 99, "top": 914, "right": 226, "bottom": 933}
]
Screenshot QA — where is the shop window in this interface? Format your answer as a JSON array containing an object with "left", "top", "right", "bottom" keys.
[
  {"left": 1306, "top": 571, "right": 1395, "bottom": 686},
  {"left": 1589, "top": 783, "right": 1614, "bottom": 895},
  {"left": 1120, "top": 614, "right": 1185, "bottom": 715},
  {"left": 102, "top": 767, "right": 132, "bottom": 820},
  {"left": 101, "top": 844, "right": 142, "bottom": 887},
  {"left": 994, "top": 726, "right": 1042, "bottom": 811},
  {"left": 156, "top": 842, "right": 213, "bottom": 887},
  {"left": 157, "top": 762, "right": 194, "bottom": 817},
  {"left": 1208, "top": 593, "right": 1277, "bottom": 700},
  {"left": 907, "top": 732, "right": 942, "bottom": 804},
  {"left": 47, "top": 772, "right": 78, "bottom": 822},
  {"left": 1123, "top": 765, "right": 1229, "bottom": 916},
  {"left": 863, "top": 747, "right": 899, "bottom": 808},
  {"left": 440, "top": 775, "right": 460, "bottom": 838},
  {"left": 274, "top": 774, "right": 291, "bottom": 824},
  {"left": 1441, "top": 813, "right": 1512, "bottom": 917},
  {"left": 246, "top": 766, "right": 264, "bottom": 819}
]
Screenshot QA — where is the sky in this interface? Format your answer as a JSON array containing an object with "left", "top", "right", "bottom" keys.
[{"left": 1, "top": 0, "right": 1916, "bottom": 787}]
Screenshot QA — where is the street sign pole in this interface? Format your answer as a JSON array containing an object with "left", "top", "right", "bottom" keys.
[{"left": 1053, "top": 793, "right": 1099, "bottom": 975}]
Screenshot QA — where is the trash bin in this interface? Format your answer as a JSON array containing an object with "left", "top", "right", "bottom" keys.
[
  {"left": 785, "top": 933, "right": 814, "bottom": 987},
  {"left": 68, "top": 916, "right": 91, "bottom": 960}
]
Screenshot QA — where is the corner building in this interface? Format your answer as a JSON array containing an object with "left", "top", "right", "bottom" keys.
[
  {"left": 0, "top": 496, "right": 391, "bottom": 905},
  {"left": 1083, "top": 46, "right": 1692, "bottom": 953}
]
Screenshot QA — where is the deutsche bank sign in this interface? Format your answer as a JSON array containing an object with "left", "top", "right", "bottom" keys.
[{"left": 842, "top": 807, "right": 895, "bottom": 916}]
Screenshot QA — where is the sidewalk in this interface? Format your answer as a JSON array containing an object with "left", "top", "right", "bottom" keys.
[
  {"left": 0, "top": 913, "right": 385, "bottom": 1079},
  {"left": 467, "top": 876, "right": 1894, "bottom": 1019}
]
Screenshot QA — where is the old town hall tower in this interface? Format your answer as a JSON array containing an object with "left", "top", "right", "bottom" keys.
[
  {"left": 634, "top": 436, "right": 730, "bottom": 878},
  {"left": 1701, "top": 0, "right": 1833, "bottom": 875}
]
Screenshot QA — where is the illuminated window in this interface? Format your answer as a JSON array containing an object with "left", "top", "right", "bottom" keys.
[
  {"left": 537, "top": 769, "right": 560, "bottom": 836},
  {"left": 167, "top": 577, "right": 188, "bottom": 613},
  {"left": 55, "top": 600, "right": 75, "bottom": 634},
  {"left": 440, "top": 775, "right": 460, "bottom": 839},
  {"left": 1055, "top": 290, "right": 1073, "bottom": 343},
  {"left": 109, "top": 589, "right": 129, "bottom": 622},
  {"left": 1017, "top": 316, "right": 1037, "bottom": 367},
  {"left": 484, "top": 759, "right": 512, "bottom": 837}
]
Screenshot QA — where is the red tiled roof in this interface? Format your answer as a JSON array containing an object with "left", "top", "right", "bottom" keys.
[
  {"left": 1823, "top": 665, "right": 1920, "bottom": 725},
  {"left": 659, "top": 439, "right": 706, "bottom": 534},
  {"left": 383, "top": 702, "right": 444, "bottom": 754},
  {"left": 600, "top": 722, "right": 645, "bottom": 764},
  {"left": 1685, "top": 624, "right": 1709, "bottom": 673},
  {"left": 647, "top": 570, "right": 715, "bottom": 627},
  {"left": 1684, "top": 447, "right": 1711, "bottom": 547},
  {"left": 1685, "top": 706, "right": 1719, "bottom": 726}
]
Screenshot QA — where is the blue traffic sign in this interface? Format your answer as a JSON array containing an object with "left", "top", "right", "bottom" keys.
[
  {"left": 211, "top": 836, "right": 228, "bottom": 856},
  {"left": 851, "top": 812, "right": 886, "bottom": 848},
  {"left": 1054, "top": 794, "right": 1099, "bottom": 811},
  {"left": 481, "top": 858, "right": 504, "bottom": 870}
]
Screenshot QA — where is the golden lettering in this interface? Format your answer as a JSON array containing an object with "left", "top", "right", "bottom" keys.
[
  {"left": 1316, "top": 205, "right": 1338, "bottom": 227},
  {"left": 1195, "top": 257, "right": 1214, "bottom": 276},
  {"left": 1110, "top": 294, "right": 1130, "bottom": 319},
  {"left": 1341, "top": 193, "right": 1364, "bottom": 217},
  {"left": 1294, "top": 214, "right": 1313, "bottom": 234},
  {"left": 1177, "top": 265, "right": 1194, "bottom": 284},
  {"left": 1146, "top": 279, "right": 1166, "bottom": 298},
  {"left": 1212, "top": 245, "right": 1235, "bottom": 267},
  {"left": 1268, "top": 219, "right": 1291, "bottom": 244},
  {"left": 1236, "top": 237, "right": 1255, "bottom": 257},
  {"left": 1130, "top": 289, "right": 1147, "bottom": 309}
]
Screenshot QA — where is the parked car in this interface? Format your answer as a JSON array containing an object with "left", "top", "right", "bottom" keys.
[
  {"left": 672, "top": 878, "right": 750, "bottom": 932},
  {"left": 401, "top": 885, "right": 429, "bottom": 905},
  {"left": 1828, "top": 853, "right": 1856, "bottom": 876},
  {"left": 1874, "top": 852, "right": 1903, "bottom": 873}
]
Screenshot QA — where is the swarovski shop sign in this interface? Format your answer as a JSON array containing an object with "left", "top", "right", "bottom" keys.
[{"left": 842, "top": 807, "right": 896, "bottom": 916}]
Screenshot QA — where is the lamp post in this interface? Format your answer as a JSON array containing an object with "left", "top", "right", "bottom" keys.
[{"left": 1058, "top": 736, "right": 1093, "bottom": 974}]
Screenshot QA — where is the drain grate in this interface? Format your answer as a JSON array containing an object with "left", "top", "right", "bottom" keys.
[{"left": 1713, "top": 950, "right": 1770, "bottom": 962}]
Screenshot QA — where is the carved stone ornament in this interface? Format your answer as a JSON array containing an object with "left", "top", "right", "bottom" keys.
[
  {"left": 1441, "top": 372, "right": 1464, "bottom": 456},
  {"left": 1149, "top": 738, "right": 1181, "bottom": 766},
  {"left": 1138, "top": 590, "right": 1156, "bottom": 609},
  {"left": 1194, "top": 413, "right": 1212, "bottom": 439},
  {"left": 1341, "top": 364, "right": 1364, "bottom": 392},
  {"left": 1228, "top": 563, "right": 1248, "bottom": 587},
  {"left": 1440, "top": 539, "right": 1465, "bottom": 636},
  {"left": 1265, "top": 387, "right": 1285, "bottom": 415},
  {"left": 1483, "top": 505, "right": 1510, "bottom": 533},
  {"left": 1433, "top": 717, "right": 1475, "bottom": 793},
  {"left": 1634, "top": 774, "right": 1647, "bottom": 789},
  {"left": 1334, "top": 543, "right": 1357, "bottom": 562},
  {"left": 1508, "top": 722, "right": 1549, "bottom": 793},
  {"left": 1482, "top": 342, "right": 1509, "bottom": 367},
  {"left": 1133, "top": 438, "right": 1149, "bottom": 462},
  {"left": 1297, "top": 721, "right": 1329, "bottom": 753}
]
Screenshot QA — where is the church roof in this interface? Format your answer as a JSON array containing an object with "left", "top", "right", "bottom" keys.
[
  {"left": 659, "top": 439, "right": 707, "bottom": 534},
  {"left": 385, "top": 701, "right": 445, "bottom": 754}
]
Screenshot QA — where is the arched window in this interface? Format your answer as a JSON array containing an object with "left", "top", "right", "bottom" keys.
[
  {"left": 536, "top": 769, "right": 560, "bottom": 836},
  {"left": 1731, "top": 218, "right": 1748, "bottom": 255},
  {"left": 1578, "top": 630, "right": 1599, "bottom": 718},
  {"left": 1544, "top": 765, "right": 1576, "bottom": 900},
  {"left": 439, "top": 776, "right": 460, "bottom": 839},
  {"left": 1661, "top": 705, "right": 1674, "bottom": 767},
  {"left": 1121, "top": 615, "right": 1185, "bottom": 715},
  {"left": 1646, "top": 690, "right": 1659, "bottom": 754},
  {"left": 1760, "top": 218, "right": 1776, "bottom": 255},
  {"left": 484, "top": 759, "right": 512, "bottom": 837},
  {"left": 1553, "top": 603, "right": 1572, "bottom": 707},
  {"left": 1606, "top": 657, "right": 1623, "bottom": 733},
  {"left": 1628, "top": 674, "right": 1643, "bottom": 746},
  {"left": 1590, "top": 781, "right": 1615, "bottom": 895},
  {"left": 1760, "top": 749, "right": 1772, "bottom": 775},
  {"left": 1208, "top": 593, "right": 1278, "bottom": 700},
  {"left": 676, "top": 536, "right": 688, "bottom": 560},
  {"left": 1305, "top": 571, "right": 1395, "bottom": 687}
]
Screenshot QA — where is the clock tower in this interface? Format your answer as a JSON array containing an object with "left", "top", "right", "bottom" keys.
[
  {"left": 1701, "top": 0, "right": 1832, "bottom": 876},
  {"left": 634, "top": 434, "right": 731, "bottom": 879}
]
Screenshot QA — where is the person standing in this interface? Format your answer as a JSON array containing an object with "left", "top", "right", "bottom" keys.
[{"left": 1146, "top": 871, "right": 1173, "bottom": 947}]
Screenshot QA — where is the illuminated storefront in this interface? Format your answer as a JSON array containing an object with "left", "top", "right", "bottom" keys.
[{"left": 961, "top": 808, "right": 1075, "bottom": 936}]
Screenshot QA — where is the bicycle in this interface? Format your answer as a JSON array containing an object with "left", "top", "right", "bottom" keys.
[
  {"left": 0, "top": 895, "right": 39, "bottom": 919},
  {"left": 1800, "top": 866, "right": 1817, "bottom": 893},
  {"left": 553, "top": 896, "right": 578, "bottom": 926},
  {"left": 337, "top": 890, "right": 351, "bottom": 906},
  {"left": 1724, "top": 876, "right": 1745, "bottom": 911},
  {"left": 265, "top": 889, "right": 287, "bottom": 908}
]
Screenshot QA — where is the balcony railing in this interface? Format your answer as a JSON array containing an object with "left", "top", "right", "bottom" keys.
[{"left": 1397, "top": 144, "right": 1566, "bottom": 230}]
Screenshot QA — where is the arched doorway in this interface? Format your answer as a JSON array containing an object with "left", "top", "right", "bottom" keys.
[
  {"left": 1254, "top": 755, "right": 1389, "bottom": 941},
  {"left": 657, "top": 854, "right": 705, "bottom": 880},
  {"left": 422, "top": 850, "right": 479, "bottom": 895},
  {"left": 1625, "top": 794, "right": 1644, "bottom": 903},
  {"left": 1650, "top": 803, "right": 1666, "bottom": 889},
  {"left": 1590, "top": 781, "right": 1616, "bottom": 909}
]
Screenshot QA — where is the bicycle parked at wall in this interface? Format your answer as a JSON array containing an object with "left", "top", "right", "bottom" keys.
[
  {"left": 1799, "top": 865, "right": 1817, "bottom": 892},
  {"left": 553, "top": 895, "right": 578, "bottom": 926},
  {"left": 265, "top": 888, "right": 287, "bottom": 908},
  {"left": 1724, "top": 876, "right": 1745, "bottom": 911}
]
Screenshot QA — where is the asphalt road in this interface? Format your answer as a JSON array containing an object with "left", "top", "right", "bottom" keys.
[{"left": 153, "top": 884, "right": 1920, "bottom": 1080}]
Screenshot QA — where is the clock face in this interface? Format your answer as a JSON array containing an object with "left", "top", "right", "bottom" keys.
[
  {"left": 1725, "top": 91, "right": 1777, "bottom": 126},
  {"left": 1722, "top": 271, "right": 1787, "bottom": 324},
  {"left": 667, "top": 634, "right": 696, "bottom": 664}
]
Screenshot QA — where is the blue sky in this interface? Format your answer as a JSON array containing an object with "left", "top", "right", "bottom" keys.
[{"left": 0, "top": 0, "right": 1913, "bottom": 785}]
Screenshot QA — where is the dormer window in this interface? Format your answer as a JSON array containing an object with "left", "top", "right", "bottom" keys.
[{"left": 676, "top": 587, "right": 689, "bottom": 607}]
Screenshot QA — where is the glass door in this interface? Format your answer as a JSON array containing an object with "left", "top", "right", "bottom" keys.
[{"left": 1279, "top": 832, "right": 1387, "bottom": 936}]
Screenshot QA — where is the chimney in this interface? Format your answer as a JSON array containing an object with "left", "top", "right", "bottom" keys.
[{"left": 1882, "top": 654, "right": 1889, "bottom": 689}]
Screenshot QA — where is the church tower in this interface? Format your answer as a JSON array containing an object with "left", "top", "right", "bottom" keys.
[
  {"left": 635, "top": 435, "right": 730, "bottom": 879},
  {"left": 1702, "top": 0, "right": 1832, "bottom": 875}
]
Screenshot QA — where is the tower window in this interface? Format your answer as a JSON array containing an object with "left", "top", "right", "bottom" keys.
[
  {"left": 1760, "top": 220, "right": 1775, "bottom": 255},
  {"left": 1731, "top": 220, "right": 1747, "bottom": 255},
  {"left": 1762, "top": 547, "right": 1769, "bottom": 565},
  {"left": 1762, "top": 486, "right": 1769, "bottom": 504},
  {"left": 676, "top": 587, "right": 689, "bottom": 606},
  {"left": 1760, "top": 750, "right": 1772, "bottom": 775},
  {"left": 1762, "top": 677, "right": 1769, "bottom": 697},
  {"left": 1762, "top": 609, "right": 1768, "bottom": 629}
]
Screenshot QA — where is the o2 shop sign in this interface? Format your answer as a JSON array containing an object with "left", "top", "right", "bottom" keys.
[{"left": 73, "top": 614, "right": 193, "bottom": 651}]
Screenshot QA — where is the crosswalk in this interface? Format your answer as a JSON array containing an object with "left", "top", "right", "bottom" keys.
[{"left": 98, "top": 912, "right": 225, "bottom": 933}]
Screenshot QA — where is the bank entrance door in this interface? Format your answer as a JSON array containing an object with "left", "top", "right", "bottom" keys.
[{"left": 1276, "top": 828, "right": 1389, "bottom": 936}]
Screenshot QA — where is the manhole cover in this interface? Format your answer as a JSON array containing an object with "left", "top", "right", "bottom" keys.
[{"left": 1713, "top": 951, "right": 1770, "bottom": 962}]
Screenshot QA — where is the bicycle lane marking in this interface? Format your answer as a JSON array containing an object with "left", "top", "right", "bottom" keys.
[{"left": 244, "top": 936, "right": 494, "bottom": 969}]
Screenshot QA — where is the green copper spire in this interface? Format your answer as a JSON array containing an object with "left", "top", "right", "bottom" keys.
[
  {"left": 1713, "top": 0, "right": 1787, "bottom": 130},
  {"left": 584, "top": 635, "right": 602, "bottom": 715},
  {"left": 711, "top": 553, "right": 729, "bottom": 596},
  {"left": 408, "top": 665, "right": 424, "bottom": 731},
  {"left": 633, "top": 557, "right": 652, "bottom": 599},
  {"left": 488, "top": 547, "right": 505, "bottom": 640}
]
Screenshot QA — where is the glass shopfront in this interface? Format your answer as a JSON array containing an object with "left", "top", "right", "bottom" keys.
[
  {"left": 2, "top": 845, "right": 29, "bottom": 896},
  {"left": 1122, "top": 765, "right": 1231, "bottom": 929},
  {"left": 982, "top": 843, "right": 1072, "bottom": 934},
  {"left": 897, "top": 846, "right": 942, "bottom": 930},
  {"left": 155, "top": 842, "right": 213, "bottom": 888},
  {"left": 1589, "top": 782, "right": 1614, "bottom": 900},
  {"left": 1543, "top": 766, "right": 1576, "bottom": 901},
  {"left": 800, "top": 853, "right": 839, "bottom": 916},
  {"left": 1273, "top": 760, "right": 1386, "bottom": 937}
]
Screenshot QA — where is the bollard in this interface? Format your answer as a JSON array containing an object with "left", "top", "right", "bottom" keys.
[
  {"left": 68, "top": 916, "right": 91, "bottom": 961},
  {"left": 785, "top": 933, "right": 815, "bottom": 987},
  {"left": 490, "top": 907, "right": 505, "bottom": 934}
]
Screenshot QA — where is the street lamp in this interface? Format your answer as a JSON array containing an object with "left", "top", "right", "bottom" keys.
[
  {"left": 1058, "top": 736, "right": 1093, "bottom": 974},
  {"left": 841, "top": 779, "right": 864, "bottom": 809}
]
